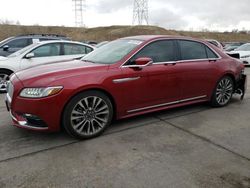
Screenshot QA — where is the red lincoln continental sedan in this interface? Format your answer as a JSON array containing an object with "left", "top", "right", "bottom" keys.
[{"left": 5, "top": 35, "right": 246, "bottom": 139}]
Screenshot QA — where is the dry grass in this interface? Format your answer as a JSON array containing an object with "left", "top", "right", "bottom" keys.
[{"left": 0, "top": 24, "right": 250, "bottom": 42}]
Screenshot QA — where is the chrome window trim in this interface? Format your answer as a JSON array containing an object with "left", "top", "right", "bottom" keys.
[
  {"left": 127, "top": 95, "right": 207, "bottom": 113},
  {"left": 122, "top": 61, "right": 177, "bottom": 68},
  {"left": 120, "top": 38, "right": 222, "bottom": 68}
]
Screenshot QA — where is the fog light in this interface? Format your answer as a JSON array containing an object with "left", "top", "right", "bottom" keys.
[
  {"left": 23, "top": 113, "right": 40, "bottom": 120},
  {"left": 22, "top": 114, "right": 47, "bottom": 128}
]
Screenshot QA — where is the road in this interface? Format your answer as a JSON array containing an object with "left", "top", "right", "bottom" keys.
[{"left": 0, "top": 69, "right": 250, "bottom": 187}]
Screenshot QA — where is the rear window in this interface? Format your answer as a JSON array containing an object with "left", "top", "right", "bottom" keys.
[
  {"left": 206, "top": 47, "right": 219, "bottom": 59},
  {"left": 179, "top": 40, "right": 208, "bottom": 60}
]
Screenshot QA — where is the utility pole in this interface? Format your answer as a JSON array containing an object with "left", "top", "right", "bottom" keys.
[
  {"left": 72, "top": 0, "right": 86, "bottom": 27},
  {"left": 133, "top": 0, "right": 149, "bottom": 25}
]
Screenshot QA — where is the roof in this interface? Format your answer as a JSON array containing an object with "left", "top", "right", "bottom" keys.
[
  {"left": 121, "top": 35, "right": 196, "bottom": 41},
  {"left": 34, "top": 40, "right": 95, "bottom": 48}
]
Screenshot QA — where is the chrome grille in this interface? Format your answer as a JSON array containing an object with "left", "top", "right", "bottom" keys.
[{"left": 6, "top": 81, "right": 14, "bottom": 100}]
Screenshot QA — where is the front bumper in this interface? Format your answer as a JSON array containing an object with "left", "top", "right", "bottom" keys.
[
  {"left": 5, "top": 89, "right": 68, "bottom": 132},
  {"left": 240, "top": 58, "right": 250, "bottom": 65},
  {"left": 5, "top": 94, "right": 50, "bottom": 131},
  {"left": 5, "top": 74, "right": 68, "bottom": 132}
]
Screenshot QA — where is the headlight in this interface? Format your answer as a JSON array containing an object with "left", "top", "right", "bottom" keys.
[
  {"left": 20, "top": 86, "right": 63, "bottom": 98},
  {"left": 241, "top": 55, "right": 250, "bottom": 58}
]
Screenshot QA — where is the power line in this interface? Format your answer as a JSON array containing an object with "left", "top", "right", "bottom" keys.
[
  {"left": 133, "top": 0, "right": 149, "bottom": 25},
  {"left": 72, "top": 0, "right": 86, "bottom": 27}
]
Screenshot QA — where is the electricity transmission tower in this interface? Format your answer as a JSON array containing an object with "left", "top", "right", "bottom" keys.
[
  {"left": 72, "top": 0, "right": 86, "bottom": 27},
  {"left": 132, "top": 0, "right": 149, "bottom": 25}
]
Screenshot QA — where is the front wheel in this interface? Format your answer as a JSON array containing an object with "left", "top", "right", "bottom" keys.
[
  {"left": 63, "top": 91, "right": 113, "bottom": 139},
  {"left": 0, "top": 70, "right": 12, "bottom": 93},
  {"left": 210, "top": 76, "right": 234, "bottom": 107}
]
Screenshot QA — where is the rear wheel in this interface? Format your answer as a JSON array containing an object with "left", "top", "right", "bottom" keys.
[
  {"left": 63, "top": 91, "right": 113, "bottom": 139},
  {"left": 0, "top": 70, "right": 12, "bottom": 93},
  {"left": 211, "top": 76, "right": 234, "bottom": 107}
]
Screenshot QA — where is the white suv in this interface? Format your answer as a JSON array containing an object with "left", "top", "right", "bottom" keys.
[{"left": 0, "top": 40, "right": 94, "bottom": 92}]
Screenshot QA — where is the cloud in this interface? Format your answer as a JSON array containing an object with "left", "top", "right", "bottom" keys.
[
  {"left": 91, "top": 0, "right": 250, "bottom": 30},
  {"left": 90, "top": 0, "right": 132, "bottom": 13},
  {"left": 155, "top": 0, "right": 250, "bottom": 30},
  {"left": 150, "top": 8, "right": 188, "bottom": 30},
  {"left": 0, "top": 0, "right": 249, "bottom": 30}
]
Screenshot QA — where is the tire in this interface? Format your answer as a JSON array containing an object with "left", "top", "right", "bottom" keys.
[
  {"left": 210, "top": 76, "right": 234, "bottom": 107},
  {"left": 62, "top": 90, "right": 113, "bottom": 139},
  {"left": 0, "top": 70, "right": 12, "bottom": 93}
]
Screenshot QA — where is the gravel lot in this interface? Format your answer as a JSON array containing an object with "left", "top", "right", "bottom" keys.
[{"left": 0, "top": 69, "right": 250, "bottom": 188}]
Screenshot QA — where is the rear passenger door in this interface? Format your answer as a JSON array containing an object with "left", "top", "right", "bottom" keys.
[{"left": 177, "top": 40, "right": 220, "bottom": 100}]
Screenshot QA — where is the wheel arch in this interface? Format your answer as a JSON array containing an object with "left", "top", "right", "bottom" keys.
[
  {"left": 222, "top": 73, "right": 236, "bottom": 90},
  {"left": 0, "top": 68, "right": 14, "bottom": 74},
  {"left": 60, "top": 87, "right": 117, "bottom": 130},
  {"left": 210, "top": 72, "right": 236, "bottom": 102}
]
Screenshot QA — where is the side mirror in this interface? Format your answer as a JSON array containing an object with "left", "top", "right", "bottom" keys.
[
  {"left": 3, "top": 45, "right": 9, "bottom": 51},
  {"left": 25, "top": 52, "right": 35, "bottom": 59},
  {"left": 135, "top": 57, "right": 153, "bottom": 66},
  {"left": 127, "top": 57, "right": 153, "bottom": 69}
]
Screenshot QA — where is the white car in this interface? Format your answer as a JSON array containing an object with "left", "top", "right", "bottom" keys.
[
  {"left": 0, "top": 40, "right": 95, "bottom": 92},
  {"left": 232, "top": 43, "right": 250, "bottom": 65}
]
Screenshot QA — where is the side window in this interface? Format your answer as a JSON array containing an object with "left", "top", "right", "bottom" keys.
[
  {"left": 179, "top": 40, "right": 207, "bottom": 60},
  {"left": 31, "top": 44, "right": 60, "bottom": 57},
  {"left": 129, "top": 40, "right": 176, "bottom": 64},
  {"left": 86, "top": 46, "right": 93, "bottom": 54},
  {"left": 206, "top": 47, "right": 219, "bottom": 59},
  {"left": 6, "top": 38, "right": 30, "bottom": 48},
  {"left": 64, "top": 44, "right": 86, "bottom": 55}
]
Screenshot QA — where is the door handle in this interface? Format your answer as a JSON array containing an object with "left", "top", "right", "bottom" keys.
[{"left": 113, "top": 77, "right": 141, "bottom": 83}]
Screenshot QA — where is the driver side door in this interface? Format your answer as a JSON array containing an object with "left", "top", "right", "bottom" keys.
[{"left": 120, "top": 39, "right": 182, "bottom": 113}]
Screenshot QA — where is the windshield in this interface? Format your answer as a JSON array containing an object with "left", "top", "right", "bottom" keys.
[
  {"left": 8, "top": 43, "right": 37, "bottom": 57},
  {"left": 81, "top": 39, "right": 143, "bottom": 64},
  {"left": 235, "top": 43, "right": 250, "bottom": 51},
  {"left": 0, "top": 37, "right": 13, "bottom": 47}
]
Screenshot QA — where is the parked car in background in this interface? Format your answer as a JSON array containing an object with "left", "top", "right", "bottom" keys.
[
  {"left": 0, "top": 40, "right": 94, "bottom": 92},
  {"left": 82, "top": 40, "right": 98, "bottom": 46},
  {"left": 5, "top": 35, "right": 246, "bottom": 139},
  {"left": 229, "top": 43, "right": 250, "bottom": 65},
  {"left": 96, "top": 41, "right": 109, "bottom": 48},
  {"left": 206, "top": 39, "right": 224, "bottom": 50},
  {"left": 0, "top": 34, "right": 70, "bottom": 57},
  {"left": 224, "top": 42, "right": 245, "bottom": 52}
]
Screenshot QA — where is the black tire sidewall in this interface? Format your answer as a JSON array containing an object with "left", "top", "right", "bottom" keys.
[
  {"left": 62, "top": 90, "right": 113, "bottom": 139},
  {"left": 211, "top": 76, "right": 234, "bottom": 107}
]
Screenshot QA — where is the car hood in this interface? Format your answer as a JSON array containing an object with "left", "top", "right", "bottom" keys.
[
  {"left": 15, "top": 60, "right": 109, "bottom": 86},
  {"left": 0, "top": 56, "right": 8, "bottom": 61}
]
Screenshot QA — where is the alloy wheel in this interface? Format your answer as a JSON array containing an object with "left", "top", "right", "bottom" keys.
[
  {"left": 215, "top": 77, "right": 233, "bottom": 106},
  {"left": 70, "top": 96, "right": 110, "bottom": 136},
  {"left": 0, "top": 73, "right": 9, "bottom": 92}
]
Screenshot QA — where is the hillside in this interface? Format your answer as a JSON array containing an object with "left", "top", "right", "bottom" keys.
[{"left": 0, "top": 24, "right": 250, "bottom": 42}]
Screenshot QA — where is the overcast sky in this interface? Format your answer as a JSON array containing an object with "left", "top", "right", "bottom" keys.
[{"left": 0, "top": 0, "right": 249, "bottom": 31}]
